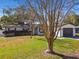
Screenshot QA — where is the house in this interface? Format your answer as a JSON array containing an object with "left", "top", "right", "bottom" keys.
[
  {"left": 3, "top": 22, "right": 79, "bottom": 37},
  {"left": 3, "top": 24, "right": 32, "bottom": 36},
  {"left": 2, "top": 20, "right": 33, "bottom": 36},
  {"left": 35, "top": 24, "right": 79, "bottom": 37}
]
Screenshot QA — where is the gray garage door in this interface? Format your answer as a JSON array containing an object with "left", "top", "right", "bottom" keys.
[{"left": 63, "top": 28, "right": 73, "bottom": 37}]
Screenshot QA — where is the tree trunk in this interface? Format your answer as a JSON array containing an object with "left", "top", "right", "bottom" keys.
[{"left": 46, "top": 38, "right": 54, "bottom": 54}]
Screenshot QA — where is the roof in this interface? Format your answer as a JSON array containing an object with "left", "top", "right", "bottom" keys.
[
  {"left": 4, "top": 24, "right": 30, "bottom": 31},
  {"left": 61, "top": 24, "right": 75, "bottom": 28},
  {"left": 75, "top": 26, "right": 79, "bottom": 28},
  {"left": 61, "top": 24, "right": 79, "bottom": 28}
]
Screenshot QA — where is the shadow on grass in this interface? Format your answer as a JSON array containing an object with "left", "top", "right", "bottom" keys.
[
  {"left": 35, "top": 37, "right": 79, "bottom": 59},
  {"left": 52, "top": 51, "right": 79, "bottom": 59}
]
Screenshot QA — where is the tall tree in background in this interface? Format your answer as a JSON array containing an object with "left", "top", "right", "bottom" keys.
[
  {"left": 75, "top": 15, "right": 79, "bottom": 25},
  {"left": 65, "top": 12, "right": 76, "bottom": 24},
  {"left": 15, "top": 6, "right": 27, "bottom": 22},
  {"left": 1, "top": 6, "right": 28, "bottom": 25},
  {"left": 26, "top": 0, "right": 79, "bottom": 53},
  {"left": 1, "top": 16, "right": 14, "bottom": 25},
  {"left": 1, "top": 8, "right": 15, "bottom": 25},
  {"left": 65, "top": 12, "right": 79, "bottom": 25}
]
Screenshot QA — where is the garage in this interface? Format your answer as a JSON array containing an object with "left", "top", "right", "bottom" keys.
[
  {"left": 63, "top": 28, "right": 73, "bottom": 37},
  {"left": 60, "top": 24, "right": 75, "bottom": 37}
]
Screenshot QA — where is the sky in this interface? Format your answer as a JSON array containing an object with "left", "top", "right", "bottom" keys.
[
  {"left": 0, "top": 0, "right": 79, "bottom": 16},
  {"left": 0, "top": 0, "right": 23, "bottom": 16}
]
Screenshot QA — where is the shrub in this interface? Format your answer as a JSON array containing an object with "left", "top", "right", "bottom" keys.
[{"left": 75, "top": 33, "right": 79, "bottom": 37}]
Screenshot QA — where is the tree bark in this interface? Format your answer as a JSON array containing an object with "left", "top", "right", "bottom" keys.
[{"left": 46, "top": 38, "right": 54, "bottom": 54}]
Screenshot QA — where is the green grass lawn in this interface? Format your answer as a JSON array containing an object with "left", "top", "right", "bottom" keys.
[{"left": 0, "top": 36, "right": 79, "bottom": 59}]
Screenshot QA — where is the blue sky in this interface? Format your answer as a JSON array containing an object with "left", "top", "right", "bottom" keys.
[
  {"left": 0, "top": 0, "right": 79, "bottom": 16},
  {"left": 0, "top": 0, "right": 23, "bottom": 16}
]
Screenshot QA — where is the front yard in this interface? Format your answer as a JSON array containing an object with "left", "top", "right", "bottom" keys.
[{"left": 0, "top": 36, "right": 79, "bottom": 59}]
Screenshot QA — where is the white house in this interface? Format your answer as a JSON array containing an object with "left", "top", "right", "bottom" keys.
[
  {"left": 3, "top": 23, "right": 79, "bottom": 37},
  {"left": 36, "top": 24, "right": 79, "bottom": 37}
]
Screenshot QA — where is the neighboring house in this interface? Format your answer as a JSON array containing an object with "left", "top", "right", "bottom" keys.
[
  {"left": 3, "top": 24, "right": 31, "bottom": 36},
  {"left": 2, "top": 20, "right": 33, "bottom": 36}
]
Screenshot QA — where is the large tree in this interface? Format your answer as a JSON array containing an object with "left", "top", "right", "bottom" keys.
[
  {"left": 1, "top": 16, "right": 15, "bottom": 25},
  {"left": 14, "top": 6, "right": 28, "bottom": 22},
  {"left": 2, "top": 8, "right": 18, "bottom": 25},
  {"left": 2, "top": 6, "right": 28, "bottom": 25},
  {"left": 65, "top": 12, "right": 79, "bottom": 25},
  {"left": 25, "top": 0, "right": 79, "bottom": 54}
]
